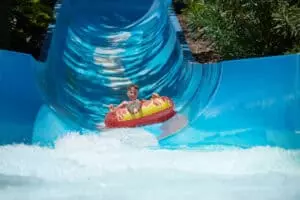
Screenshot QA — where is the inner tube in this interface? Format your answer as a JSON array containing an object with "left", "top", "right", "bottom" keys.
[{"left": 104, "top": 96, "right": 176, "bottom": 128}]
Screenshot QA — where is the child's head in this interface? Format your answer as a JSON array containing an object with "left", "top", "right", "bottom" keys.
[{"left": 127, "top": 84, "right": 139, "bottom": 100}]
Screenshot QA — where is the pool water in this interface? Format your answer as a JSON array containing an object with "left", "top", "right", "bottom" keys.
[{"left": 0, "top": 128, "right": 300, "bottom": 200}]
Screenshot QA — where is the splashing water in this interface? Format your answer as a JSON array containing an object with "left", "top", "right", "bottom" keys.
[{"left": 0, "top": 128, "right": 300, "bottom": 200}]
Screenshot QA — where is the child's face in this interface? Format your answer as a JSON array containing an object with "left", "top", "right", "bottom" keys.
[{"left": 127, "top": 87, "right": 138, "bottom": 100}]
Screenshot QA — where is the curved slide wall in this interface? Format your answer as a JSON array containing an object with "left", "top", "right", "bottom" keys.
[{"left": 0, "top": 0, "right": 299, "bottom": 149}]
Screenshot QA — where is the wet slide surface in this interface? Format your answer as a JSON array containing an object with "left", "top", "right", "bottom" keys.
[
  {"left": 33, "top": 0, "right": 300, "bottom": 148},
  {"left": 0, "top": 0, "right": 299, "bottom": 199}
]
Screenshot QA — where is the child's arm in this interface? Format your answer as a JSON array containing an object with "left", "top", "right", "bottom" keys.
[
  {"left": 109, "top": 101, "right": 128, "bottom": 112},
  {"left": 115, "top": 101, "right": 128, "bottom": 109}
]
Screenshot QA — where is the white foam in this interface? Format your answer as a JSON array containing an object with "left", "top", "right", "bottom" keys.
[{"left": 0, "top": 128, "right": 299, "bottom": 200}]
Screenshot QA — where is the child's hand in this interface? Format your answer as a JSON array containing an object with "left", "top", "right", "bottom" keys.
[{"left": 109, "top": 104, "right": 115, "bottom": 112}]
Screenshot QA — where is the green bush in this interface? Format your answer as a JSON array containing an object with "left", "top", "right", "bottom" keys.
[
  {"left": 4, "top": 0, "right": 54, "bottom": 59},
  {"left": 182, "top": 0, "right": 300, "bottom": 60}
]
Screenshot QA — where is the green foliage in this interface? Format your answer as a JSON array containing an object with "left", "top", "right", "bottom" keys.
[
  {"left": 6, "top": 0, "right": 55, "bottom": 59},
  {"left": 182, "top": 0, "right": 300, "bottom": 60},
  {"left": 174, "top": 0, "right": 197, "bottom": 5}
]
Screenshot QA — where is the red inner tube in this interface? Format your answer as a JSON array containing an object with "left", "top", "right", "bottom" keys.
[{"left": 105, "top": 106, "right": 176, "bottom": 128}]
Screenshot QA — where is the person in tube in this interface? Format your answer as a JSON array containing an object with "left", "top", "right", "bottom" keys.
[{"left": 109, "top": 84, "right": 160, "bottom": 114}]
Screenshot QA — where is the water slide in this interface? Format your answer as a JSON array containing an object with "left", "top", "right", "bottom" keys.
[{"left": 0, "top": 0, "right": 300, "bottom": 149}]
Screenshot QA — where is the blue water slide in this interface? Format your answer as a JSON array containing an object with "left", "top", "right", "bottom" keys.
[
  {"left": 160, "top": 55, "right": 300, "bottom": 149},
  {"left": 0, "top": 0, "right": 299, "bottom": 148},
  {"left": 0, "top": 51, "right": 43, "bottom": 145}
]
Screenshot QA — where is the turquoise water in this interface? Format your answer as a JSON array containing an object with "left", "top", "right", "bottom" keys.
[
  {"left": 1, "top": 128, "right": 299, "bottom": 200},
  {"left": 1, "top": 0, "right": 299, "bottom": 198},
  {"left": 38, "top": 0, "right": 216, "bottom": 131},
  {"left": 39, "top": 0, "right": 187, "bottom": 129}
]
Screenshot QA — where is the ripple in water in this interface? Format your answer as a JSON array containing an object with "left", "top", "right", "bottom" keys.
[{"left": 0, "top": 128, "right": 300, "bottom": 200}]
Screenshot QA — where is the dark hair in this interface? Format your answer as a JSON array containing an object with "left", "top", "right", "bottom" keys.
[{"left": 127, "top": 84, "right": 139, "bottom": 90}]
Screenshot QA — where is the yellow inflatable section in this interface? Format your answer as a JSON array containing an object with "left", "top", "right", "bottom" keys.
[{"left": 115, "top": 97, "right": 173, "bottom": 121}]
